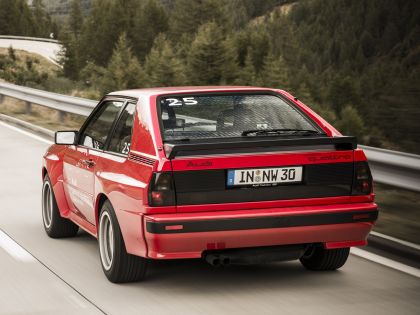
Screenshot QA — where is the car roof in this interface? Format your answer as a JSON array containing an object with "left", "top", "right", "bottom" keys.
[{"left": 108, "top": 86, "right": 279, "bottom": 98}]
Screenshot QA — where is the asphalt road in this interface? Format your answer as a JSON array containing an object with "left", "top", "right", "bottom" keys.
[
  {"left": 0, "top": 38, "right": 61, "bottom": 64},
  {"left": 0, "top": 122, "right": 419, "bottom": 315}
]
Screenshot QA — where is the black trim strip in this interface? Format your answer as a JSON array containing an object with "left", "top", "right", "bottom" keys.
[
  {"left": 165, "top": 136, "right": 357, "bottom": 159},
  {"left": 146, "top": 210, "right": 378, "bottom": 234}
]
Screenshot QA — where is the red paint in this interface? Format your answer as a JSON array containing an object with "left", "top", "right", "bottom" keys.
[
  {"left": 145, "top": 221, "right": 374, "bottom": 259},
  {"left": 324, "top": 240, "right": 367, "bottom": 249},
  {"left": 165, "top": 225, "right": 184, "bottom": 231},
  {"left": 43, "top": 86, "right": 377, "bottom": 260}
]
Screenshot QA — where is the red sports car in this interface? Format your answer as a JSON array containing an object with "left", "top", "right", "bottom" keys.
[{"left": 42, "top": 86, "right": 377, "bottom": 283}]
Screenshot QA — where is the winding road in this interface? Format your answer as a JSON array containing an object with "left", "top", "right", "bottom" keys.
[{"left": 0, "top": 36, "right": 61, "bottom": 64}]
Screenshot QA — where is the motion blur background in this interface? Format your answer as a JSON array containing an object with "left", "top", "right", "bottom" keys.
[{"left": 0, "top": 1, "right": 419, "bottom": 314}]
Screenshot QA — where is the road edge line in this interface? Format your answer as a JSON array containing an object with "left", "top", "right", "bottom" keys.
[
  {"left": 0, "top": 120, "right": 53, "bottom": 144},
  {"left": 369, "top": 231, "right": 420, "bottom": 251},
  {"left": 351, "top": 247, "right": 420, "bottom": 278},
  {"left": 0, "top": 228, "right": 107, "bottom": 314}
]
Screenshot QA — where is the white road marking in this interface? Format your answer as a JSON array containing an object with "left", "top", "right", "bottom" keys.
[
  {"left": 370, "top": 231, "right": 420, "bottom": 251},
  {"left": 351, "top": 247, "right": 420, "bottom": 278},
  {"left": 0, "top": 121, "right": 53, "bottom": 145},
  {"left": 0, "top": 230, "right": 36, "bottom": 263}
]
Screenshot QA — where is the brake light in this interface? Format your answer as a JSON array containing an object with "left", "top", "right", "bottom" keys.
[
  {"left": 148, "top": 172, "right": 175, "bottom": 206},
  {"left": 352, "top": 162, "right": 373, "bottom": 195}
]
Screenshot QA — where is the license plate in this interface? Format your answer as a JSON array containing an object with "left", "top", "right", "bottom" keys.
[{"left": 227, "top": 166, "right": 303, "bottom": 187}]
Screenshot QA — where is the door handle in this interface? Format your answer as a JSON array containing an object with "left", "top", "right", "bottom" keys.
[{"left": 81, "top": 159, "right": 96, "bottom": 167}]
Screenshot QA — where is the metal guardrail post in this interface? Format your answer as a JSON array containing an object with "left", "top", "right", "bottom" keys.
[
  {"left": 58, "top": 110, "right": 66, "bottom": 123},
  {"left": 25, "top": 101, "right": 32, "bottom": 115}
]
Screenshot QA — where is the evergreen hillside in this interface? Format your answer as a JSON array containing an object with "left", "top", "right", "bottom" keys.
[
  {"left": 1, "top": 0, "right": 419, "bottom": 153},
  {"left": 31, "top": 0, "right": 92, "bottom": 19}
]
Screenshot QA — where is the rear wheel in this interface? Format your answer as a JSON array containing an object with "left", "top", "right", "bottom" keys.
[
  {"left": 98, "top": 200, "right": 148, "bottom": 283},
  {"left": 42, "top": 175, "right": 79, "bottom": 238},
  {"left": 300, "top": 246, "right": 349, "bottom": 271}
]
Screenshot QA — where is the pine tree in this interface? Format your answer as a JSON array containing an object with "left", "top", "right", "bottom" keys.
[
  {"left": 131, "top": 0, "right": 168, "bottom": 60},
  {"left": 235, "top": 49, "right": 256, "bottom": 86},
  {"left": 187, "top": 22, "right": 238, "bottom": 85},
  {"left": 260, "top": 52, "right": 289, "bottom": 89},
  {"left": 0, "top": 0, "right": 20, "bottom": 34},
  {"left": 8, "top": 45, "right": 16, "bottom": 62},
  {"left": 327, "top": 76, "right": 360, "bottom": 113},
  {"left": 0, "top": 0, "right": 47, "bottom": 36},
  {"left": 32, "top": 0, "right": 52, "bottom": 37},
  {"left": 334, "top": 105, "right": 365, "bottom": 139},
  {"left": 80, "top": 0, "right": 123, "bottom": 67},
  {"left": 224, "top": 0, "right": 249, "bottom": 30},
  {"left": 59, "top": 26, "right": 82, "bottom": 80},
  {"left": 222, "top": 36, "right": 240, "bottom": 84},
  {"left": 69, "top": 0, "right": 83, "bottom": 37},
  {"left": 144, "top": 34, "right": 185, "bottom": 87},
  {"left": 246, "top": 28, "right": 270, "bottom": 74},
  {"left": 100, "top": 33, "right": 146, "bottom": 94},
  {"left": 169, "top": 0, "right": 227, "bottom": 40}
]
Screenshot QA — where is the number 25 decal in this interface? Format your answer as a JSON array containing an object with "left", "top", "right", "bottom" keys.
[
  {"left": 183, "top": 97, "right": 198, "bottom": 105},
  {"left": 166, "top": 97, "right": 198, "bottom": 106},
  {"left": 122, "top": 142, "right": 130, "bottom": 154}
]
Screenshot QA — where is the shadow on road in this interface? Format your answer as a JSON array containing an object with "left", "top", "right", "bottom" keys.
[{"left": 60, "top": 229, "right": 348, "bottom": 293}]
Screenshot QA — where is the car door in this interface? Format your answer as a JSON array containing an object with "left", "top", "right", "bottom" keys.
[
  {"left": 94, "top": 101, "right": 143, "bottom": 214},
  {"left": 63, "top": 99, "right": 125, "bottom": 225}
]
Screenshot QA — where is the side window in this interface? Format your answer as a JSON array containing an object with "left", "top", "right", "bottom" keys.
[
  {"left": 107, "top": 103, "right": 136, "bottom": 155},
  {"left": 80, "top": 100, "right": 124, "bottom": 150}
]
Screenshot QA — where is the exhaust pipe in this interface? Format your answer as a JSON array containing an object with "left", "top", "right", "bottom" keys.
[
  {"left": 205, "top": 254, "right": 221, "bottom": 267},
  {"left": 204, "top": 254, "right": 231, "bottom": 267},
  {"left": 221, "top": 257, "right": 230, "bottom": 266},
  {"left": 204, "top": 244, "right": 307, "bottom": 265}
]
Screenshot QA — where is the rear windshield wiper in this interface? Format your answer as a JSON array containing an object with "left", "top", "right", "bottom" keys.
[{"left": 241, "top": 129, "right": 321, "bottom": 136}]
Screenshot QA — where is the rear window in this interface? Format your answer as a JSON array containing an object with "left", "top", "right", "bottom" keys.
[{"left": 158, "top": 94, "right": 320, "bottom": 141}]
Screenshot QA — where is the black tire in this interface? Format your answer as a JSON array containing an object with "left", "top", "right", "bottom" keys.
[
  {"left": 300, "top": 246, "right": 349, "bottom": 271},
  {"left": 98, "top": 200, "right": 148, "bottom": 283},
  {"left": 42, "top": 175, "right": 79, "bottom": 238}
]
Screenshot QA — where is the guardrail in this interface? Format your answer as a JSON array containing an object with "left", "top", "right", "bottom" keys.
[
  {"left": 360, "top": 145, "right": 420, "bottom": 192},
  {"left": 0, "top": 35, "right": 59, "bottom": 43},
  {"left": 1, "top": 81, "right": 419, "bottom": 192},
  {"left": 0, "top": 81, "right": 96, "bottom": 118}
]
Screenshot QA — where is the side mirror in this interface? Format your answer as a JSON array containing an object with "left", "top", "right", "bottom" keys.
[{"left": 55, "top": 131, "right": 77, "bottom": 145}]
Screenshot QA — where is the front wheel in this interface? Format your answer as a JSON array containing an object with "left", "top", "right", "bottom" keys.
[
  {"left": 42, "top": 175, "right": 79, "bottom": 238},
  {"left": 98, "top": 200, "right": 148, "bottom": 283},
  {"left": 300, "top": 246, "right": 349, "bottom": 271}
]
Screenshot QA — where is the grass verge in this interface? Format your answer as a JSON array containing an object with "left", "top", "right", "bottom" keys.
[{"left": 0, "top": 96, "right": 85, "bottom": 130}]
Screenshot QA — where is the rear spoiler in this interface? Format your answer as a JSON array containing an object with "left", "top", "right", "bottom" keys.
[{"left": 164, "top": 136, "right": 357, "bottom": 159}]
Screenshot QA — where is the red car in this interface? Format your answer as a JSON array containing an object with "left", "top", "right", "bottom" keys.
[{"left": 42, "top": 86, "right": 377, "bottom": 283}]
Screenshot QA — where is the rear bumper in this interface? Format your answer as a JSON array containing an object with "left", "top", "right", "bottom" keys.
[{"left": 143, "top": 202, "right": 378, "bottom": 259}]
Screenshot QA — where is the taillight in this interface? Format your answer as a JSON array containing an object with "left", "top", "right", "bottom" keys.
[
  {"left": 148, "top": 172, "right": 175, "bottom": 206},
  {"left": 352, "top": 162, "right": 373, "bottom": 195}
]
